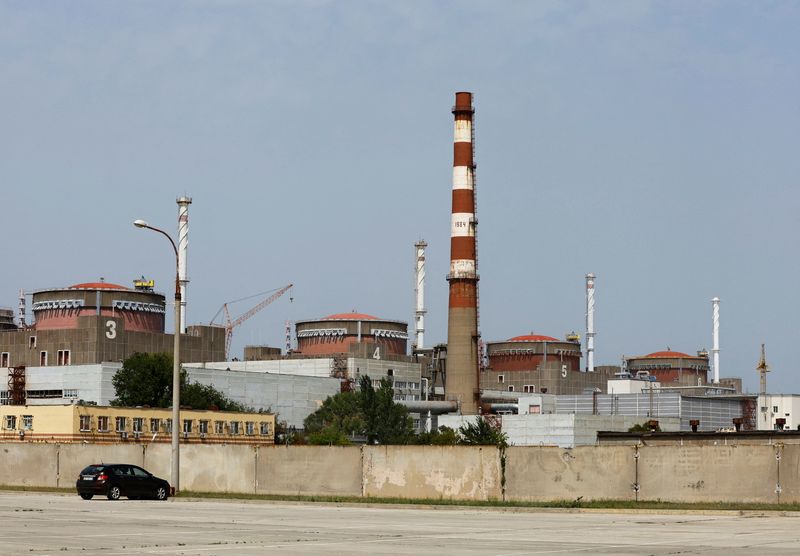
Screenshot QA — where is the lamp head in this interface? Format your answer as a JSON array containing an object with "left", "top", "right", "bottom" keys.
[{"left": 133, "top": 219, "right": 148, "bottom": 228}]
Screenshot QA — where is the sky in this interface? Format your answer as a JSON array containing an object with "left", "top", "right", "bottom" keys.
[{"left": 1, "top": 1, "right": 798, "bottom": 393}]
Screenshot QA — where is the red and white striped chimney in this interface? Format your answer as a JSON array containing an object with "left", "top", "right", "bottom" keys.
[{"left": 446, "top": 91, "right": 480, "bottom": 415}]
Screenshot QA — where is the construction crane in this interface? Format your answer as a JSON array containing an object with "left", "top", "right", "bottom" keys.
[{"left": 210, "top": 284, "right": 293, "bottom": 360}]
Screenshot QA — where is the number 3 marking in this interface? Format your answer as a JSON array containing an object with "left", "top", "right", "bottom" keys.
[{"left": 106, "top": 320, "right": 117, "bottom": 339}]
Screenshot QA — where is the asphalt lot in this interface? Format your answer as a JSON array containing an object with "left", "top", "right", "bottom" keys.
[{"left": 2, "top": 492, "right": 800, "bottom": 555}]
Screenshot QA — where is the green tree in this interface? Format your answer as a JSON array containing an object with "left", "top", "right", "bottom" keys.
[
  {"left": 111, "top": 352, "right": 175, "bottom": 407},
  {"left": 458, "top": 417, "right": 508, "bottom": 448},
  {"left": 302, "top": 375, "right": 413, "bottom": 445},
  {"left": 304, "top": 390, "right": 364, "bottom": 445},
  {"left": 111, "top": 352, "right": 248, "bottom": 411},
  {"left": 360, "top": 374, "right": 413, "bottom": 445},
  {"left": 181, "top": 382, "right": 250, "bottom": 412}
]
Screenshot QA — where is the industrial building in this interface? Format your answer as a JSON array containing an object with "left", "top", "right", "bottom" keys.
[
  {"left": 0, "top": 362, "right": 339, "bottom": 430},
  {"left": 624, "top": 349, "right": 710, "bottom": 386},
  {"left": 295, "top": 312, "right": 408, "bottom": 357},
  {"left": 0, "top": 279, "right": 225, "bottom": 370},
  {"left": 0, "top": 308, "right": 15, "bottom": 330},
  {"left": 0, "top": 404, "right": 275, "bottom": 445},
  {"left": 0, "top": 293, "right": 421, "bottom": 429},
  {"left": 757, "top": 393, "right": 800, "bottom": 430},
  {"left": 547, "top": 391, "right": 754, "bottom": 432},
  {"left": 482, "top": 333, "right": 616, "bottom": 396},
  {"left": 239, "top": 310, "right": 423, "bottom": 403},
  {"left": 441, "top": 383, "right": 753, "bottom": 447}
]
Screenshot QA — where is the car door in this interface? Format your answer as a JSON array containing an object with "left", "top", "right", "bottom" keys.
[
  {"left": 118, "top": 465, "right": 140, "bottom": 496},
  {"left": 130, "top": 466, "right": 153, "bottom": 496},
  {"left": 109, "top": 465, "right": 132, "bottom": 495}
]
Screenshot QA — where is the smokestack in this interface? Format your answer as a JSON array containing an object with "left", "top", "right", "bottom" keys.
[
  {"left": 585, "top": 273, "right": 595, "bottom": 373},
  {"left": 711, "top": 297, "right": 720, "bottom": 384},
  {"left": 446, "top": 92, "right": 480, "bottom": 415},
  {"left": 176, "top": 196, "right": 192, "bottom": 333},
  {"left": 414, "top": 240, "right": 427, "bottom": 350}
]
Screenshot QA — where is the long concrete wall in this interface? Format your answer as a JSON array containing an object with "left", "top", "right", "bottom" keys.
[
  {"left": 505, "top": 446, "right": 636, "bottom": 502},
  {"left": 2, "top": 443, "right": 797, "bottom": 504},
  {"left": 256, "top": 446, "right": 361, "bottom": 497},
  {"left": 363, "top": 446, "right": 501, "bottom": 500}
]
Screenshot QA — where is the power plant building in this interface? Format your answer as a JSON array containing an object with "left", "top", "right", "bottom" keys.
[
  {"left": 0, "top": 362, "right": 339, "bottom": 430},
  {"left": 0, "top": 280, "right": 225, "bottom": 369},
  {"left": 625, "top": 350, "right": 710, "bottom": 386},
  {"left": 482, "top": 333, "right": 616, "bottom": 396},
  {"left": 294, "top": 312, "right": 408, "bottom": 357}
]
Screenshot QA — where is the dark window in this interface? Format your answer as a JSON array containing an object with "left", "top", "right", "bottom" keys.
[
  {"left": 80, "top": 465, "right": 105, "bottom": 475},
  {"left": 131, "top": 467, "right": 149, "bottom": 478}
]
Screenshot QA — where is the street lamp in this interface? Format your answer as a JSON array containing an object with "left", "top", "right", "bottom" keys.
[{"left": 134, "top": 219, "right": 181, "bottom": 493}]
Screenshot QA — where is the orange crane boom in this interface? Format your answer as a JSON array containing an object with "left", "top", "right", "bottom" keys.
[{"left": 210, "top": 284, "right": 293, "bottom": 359}]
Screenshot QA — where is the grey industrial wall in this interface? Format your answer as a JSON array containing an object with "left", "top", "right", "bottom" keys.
[
  {"left": 363, "top": 445, "right": 501, "bottom": 500},
  {"left": 1, "top": 443, "right": 797, "bottom": 504}
]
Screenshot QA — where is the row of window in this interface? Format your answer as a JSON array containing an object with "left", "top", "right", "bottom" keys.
[
  {"left": 4, "top": 415, "right": 33, "bottom": 430},
  {"left": 77, "top": 416, "right": 272, "bottom": 436},
  {"left": 3, "top": 414, "right": 272, "bottom": 436},
  {"left": 392, "top": 381, "right": 420, "bottom": 390},
  {"left": 0, "top": 350, "right": 71, "bottom": 367},
  {"left": 0, "top": 389, "right": 79, "bottom": 405},
  {"left": 761, "top": 405, "right": 790, "bottom": 415},
  {"left": 493, "top": 376, "right": 539, "bottom": 393}
]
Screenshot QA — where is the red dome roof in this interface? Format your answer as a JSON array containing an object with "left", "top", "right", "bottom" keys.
[
  {"left": 70, "top": 282, "right": 128, "bottom": 290},
  {"left": 323, "top": 312, "right": 379, "bottom": 321},
  {"left": 509, "top": 334, "right": 559, "bottom": 342},
  {"left": 644, "top": 350, "right": 693, "bottom": 359}
]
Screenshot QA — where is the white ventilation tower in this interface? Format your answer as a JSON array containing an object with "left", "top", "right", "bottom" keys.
[
  {"left": 712, "top": 297, "right": 720, "bottom": 384},
  {"left": 585, "top": 273, "right": 596, "bottom": 373},
  {"left": 176, "top": 196, "right": 192, "bottom": 333},
  {"left": 17, "top": 289, "right": 26, "bottom": 328},
  {"left": 414, "top": 240, "right": 427, "bottom": 349}
]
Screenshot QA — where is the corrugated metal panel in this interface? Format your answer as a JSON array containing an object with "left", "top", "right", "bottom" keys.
[
  {"left": 556, "top": 392, "right": 682, "bottom": 418},
  {"left": 554, "top": 392, "right": 743, "bottom": 431}
]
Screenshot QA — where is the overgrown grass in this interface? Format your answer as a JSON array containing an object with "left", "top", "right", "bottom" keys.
[{"left": 5, "top": 485, "right": 800, "bottom": 513}]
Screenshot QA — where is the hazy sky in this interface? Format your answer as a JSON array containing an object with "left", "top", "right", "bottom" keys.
[{"left": 2, "top": 1, "right": 798, "bottom": 393}]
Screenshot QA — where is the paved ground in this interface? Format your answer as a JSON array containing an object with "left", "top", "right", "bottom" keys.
[{"left": 2, "top": 492, "right": 800, "bottom": 555}]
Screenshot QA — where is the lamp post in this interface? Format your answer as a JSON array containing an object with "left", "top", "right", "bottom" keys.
[{"left": 134, "top": 219, "right": 181, "bottom": 493}]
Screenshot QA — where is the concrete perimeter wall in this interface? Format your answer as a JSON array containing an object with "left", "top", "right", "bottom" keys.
[
  {"left": 256, "top": 446, "right": 361, "bottom": 497},
  {"left": 2, "top": 443, "right": 798, "bottom": 504},
  {"left": 505, "top": 446, "right": 636, "bottom": 502},
  {"left": 363, "top": 446, "right": 501, "bottom": 500}
]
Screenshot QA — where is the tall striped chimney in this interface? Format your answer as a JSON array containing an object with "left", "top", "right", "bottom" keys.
[
  {"left": 446, "top": 92, "right": 480, "bottom": 415},
  {"left": 176, "top": 196, "right": 192, "bottom": 333}
]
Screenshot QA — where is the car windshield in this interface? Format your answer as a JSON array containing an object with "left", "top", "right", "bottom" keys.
[{"left": 80, "top": 465, "right": 105, "bottom": 475}]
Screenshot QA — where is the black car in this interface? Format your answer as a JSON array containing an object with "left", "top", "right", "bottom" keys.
[{"left": 76, "top": 464, "right": 170, "bottom": 501}]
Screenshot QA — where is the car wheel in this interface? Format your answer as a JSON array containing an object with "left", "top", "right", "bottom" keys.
[
  {"left": 107, "top": 485, "right": 122, "bottom": 500},
  {"left": 80, "top": 493, "right": 93, "bottom": 500},
  {"left": 154, "top": 486, "right": 168, "bottom": 501}
]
